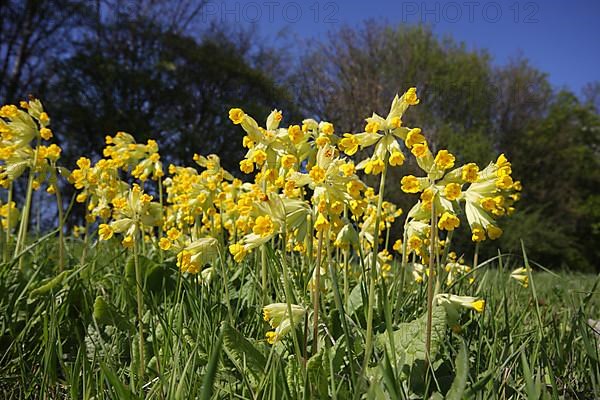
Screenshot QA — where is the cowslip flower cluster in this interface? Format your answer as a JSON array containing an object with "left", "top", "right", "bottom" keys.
[
  {"left": 0, "top": 100, "right": 62, "bottom": 191},
  {"left": 0, "top": 87, "right": 521, "bottom": 348}
]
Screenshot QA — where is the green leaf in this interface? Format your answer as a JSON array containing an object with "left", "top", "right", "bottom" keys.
[
  {"left": 93, "top": 296, "right": 134, "bottom": 332},
  {"left": 200, "top": 327, "right": 223, "bottom": 400},
  {"left": 347, "top": 283, "right": 364, "bottom": 316},
  {"left": 100, "top": 362, "right": 138, "bottom": 400},
  {"left": 375, "top": 306, "right": 446, "bottom": 367},
  {"left": 28, "top": 270, "right": 70, "bottom": 298},
  {"left": 222, "top": 323, "right": 267, "bottom": 387},
  {"left": 446, "top": 339, "right": 469, "bottom": 400}
]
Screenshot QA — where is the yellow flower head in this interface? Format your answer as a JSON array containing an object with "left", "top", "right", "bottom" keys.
[
  {"left": 159, "top": 237, "right": 172, "bottom": 250},
  {"left": 405, "top": 128, "right": 425, "bottom": 148},
  {"left": 309, "top": 165, "right": 326, "bottom": 183},
  {"left": 401, "top": 175, "right": 420, "bottom": 193},
  {"left": 288, "top": 124, "right": 303, "bottom": 144},
  {"left": 229, "top": 243, "right": 247, "bottom": 263},
  {"left": 281, "top": 154, "right": 297, "bottom": 170},
  {"left": 486, "top": 225, "right": 503, "bottom": 240},
  {"left": 365, "top": 121, "right": 380, "bottom": 134},
  {"left": 320, "top": 122, "right": 334, "bottom": 135},
  {"left": 40, "top": 128, "right": 53, "bottom": 140},
  {"left": 98, "top": 224, "right": 114, "bottom": 240},
  {"left": 404, "top": 87, "right": 420, "bottom": 105},
  {"left": 339, "top": 133, "right": 359, "bottom": 155},
  {"left": 240, "top": 159, "right": 254, "bottom": 174},
  {"left": 443, "top": 183, "right": 462, "bottom": 201},
  {"left": 411, "top": 143, "right": 429, "bottom": 159},
  {"left": 253, "top": 215, "right": 275, "bottom": 237},
  {"left": 364, "top": 158, "right": 385, "bottom": 175},
  {"left": 471, "top": 225, "right": 486, "bottom": 242},
  {"left": 389, "top": 151, "right": 405, "bottom": 167},
  {"left": 461, "top": 163, "right": 479, "bottom": 183},
  {"left": 438, "top": 212, "right": 460, "bottom": 231},
  {"left": 228, "top": 108, "right": 245, "bottom": 124},
  {"left": 434, "top": 150, "right": 455, "bottom": 170}
]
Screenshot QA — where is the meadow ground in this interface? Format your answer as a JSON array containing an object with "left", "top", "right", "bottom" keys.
[{"left": 0, "top": 237, "right": 598, "bottom": 399}]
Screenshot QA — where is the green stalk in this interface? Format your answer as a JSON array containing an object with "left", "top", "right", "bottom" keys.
[
  {"left": 4, "top": 182, "right": 13, "bottom": 263},
  {"left": 425, "top": 201, "right": 437, "bottom": 365},
  {"left": 279, "top": 230, "right": 306, "bottom": 378},
  {"left": 261, "top": 172, "right": 268, "bottom": 304},
  {"left": 343, "top": 205, "right": 350, "bottom": 308},
  {"left": 312, "top": 227, "right": 324, "bottom": 355},
  {"left": 133, "top": 228, "right": 145, "bottom": 387},
  {"left": 80, "top": 204, "right": 90, "bottom": 267},
  {"left": 15, "top": 141, "right": 40, "bottom": 269},
  {"left": 363, "top": 151, "right": 389, "bottom": 368},
  {"left": 51, "top": 165, "right": 65, "bottom": 271}
]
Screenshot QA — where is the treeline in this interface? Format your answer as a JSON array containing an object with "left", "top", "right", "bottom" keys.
[{"left": 1, "top": 0, "right": 599, "bottom": 270}]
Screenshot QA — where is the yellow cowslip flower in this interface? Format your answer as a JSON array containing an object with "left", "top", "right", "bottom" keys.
[
  {"left": 438, "top": 212, "right": 460, "bottom": 231},
  {"left": 443, "top": 183, "right": 462, "bottom": 201},
  {"left": 436, "top": 294, "right": 485, "bottom": 313},
  {"left": 487, "top": 225, "right": 503, "bottom": 240},
  {"left": 496, "top": 175, "right": 513, "bottom": 189},
  {"left": 392, "top": 239, "right": 402, "bottom": 253},
  {"left": 228, "top": 108, "right": 245, "bottom": 124},
  {"left": 390, "top": 116, "right": 402, "bottom": 128},
  {"left": 242, "top": 135, "right": 254, "bottom": 148},
  {"left": 471, "top": 225, "right": 486, "bottom": 242},
  {"left": 288, "top": 124, "right": 303, "bottom": 144},
  {"left": 340, "top": 162, "right": 355, "bottom": 177},
  {"left": 39, "top": 127, "right": 53, "bottom": 140},
  {"left": 251, "top": 149, "right": 267, "bottom": 166},
  {"left": 346, "top": 180, "right": 363, "bottom": 198},
  {"left": 411, "top": 142, "right": 429, "bottom": 158},
  {"left": 434, "top": 150, "right": 455, "bottom": 170},
  {"left": 314, "top": 213, "right": 329, "bottom": 232},
  {"left": 98, "top": 224, "right": 114, "bottom": 240},
  {"left": 389, "top": 150, "right": 405, "bottom": 166},
  {"left": 309, "top": 165, "right": 326, "bottom": 183},
  {"left": 339, "top": 133, "right": 359, "bottom": 155},
  {"left": 365, "top": 120, "right": 380, "bottom": 134},
  {"left": 0, "top": 104, "right": 19, "bottom": 118},
  {"left": 159, "top": 237, "right": 172, "bottom": 250},
  {"left": 364, "top": 158, "right": 384, "bottom": 175},
  {"left": 281, "top": 154, "right": 296, "bottom": 169},
  {"left": 461, "top": 163, "right": 479, "bottom": 182},
  {"left": 401, "top": 175, "right": 420, "bottom": 193},
  {"left": 480, "top": 197, "right": 496, "bottom": 212},
  {"left": 121, "top": 235, "right": 134, "bottom": 248},
  {"left": 315, "top": 135, "right": 330, "bottom": 147},
  {"left": 408, "top": 235, "right": 423, "bottom": 252},
  {"left": 240, "top": 159, "right": 254, "bottom": 174},
  {"left": 263, "top": 303, "right": 305, "bottom": 328},
  {"left": 510, "top": 267, "right": 529, "bottom": 288},
  {"left": 404, "top": 87, "right": 420, "bottom": 105},
  {"left": 46, "top": 144, "right": 61, "bottom": 161},
  {"left": 253, "top": 215, "right": 275, "bottom": 237},
  {"left": 320, "top": 121, "right": 334, "bottom": 135},
  {"left": 420, "top": 188, "right": 434, "bottom": 210},
  {"left": 39, "top": 112, "right": 50, "bottom": 125},
  {"left": 405, "top": 128, "right": 425, "bottom": 149},
  {"left": 229, "top": 243, "right": 247, "bottom": 262}
]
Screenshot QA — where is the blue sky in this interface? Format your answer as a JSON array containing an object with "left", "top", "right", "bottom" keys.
[{"left": 202, "top": 0, "right": 600, "bottom": 94}]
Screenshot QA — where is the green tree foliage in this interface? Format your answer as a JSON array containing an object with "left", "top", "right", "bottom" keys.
[{"left": 293, "top": 23, "right": 600, "bottom": 271}]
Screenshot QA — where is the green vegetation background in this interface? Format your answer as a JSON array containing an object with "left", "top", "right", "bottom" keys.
[{"left": 1, "top": 0, "right": 599, "bottom": 271}]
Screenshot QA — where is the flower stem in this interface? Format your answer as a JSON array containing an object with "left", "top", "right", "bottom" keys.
[
  {"left": 363, "top": 153, "right": 389, "bottom": 368},
  {"left": 312, "top": 227, "right": 324, "bottom": 355},
  {"left": 4, "top": 182, "right": 13, "bottom": 263},
  {"left": 425, "top": 201, "right": 437, "bottom": 365},
  {"left": 133, "top": 230, "right": 145, "bottom": 386}
]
